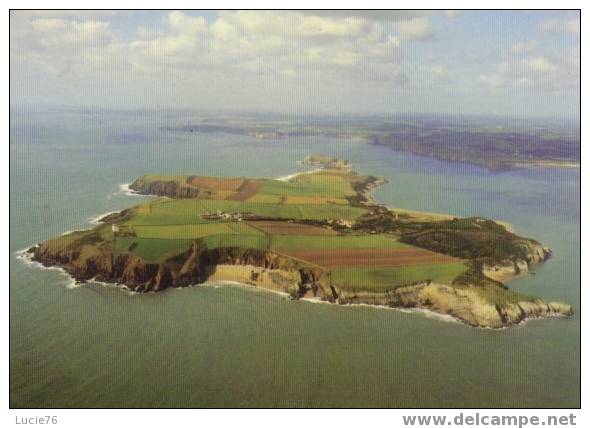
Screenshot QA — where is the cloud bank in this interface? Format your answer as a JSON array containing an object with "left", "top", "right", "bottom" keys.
[{"left": 10, "top": 10, "right": 580, "bottom": 117}]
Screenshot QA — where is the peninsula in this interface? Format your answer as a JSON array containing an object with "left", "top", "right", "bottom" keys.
[
  {"left": 163, "top": 114, "right": 580, "bottom": 172},
  {"left": 28, "top": 157, "right": 573, "bottom": 328}
]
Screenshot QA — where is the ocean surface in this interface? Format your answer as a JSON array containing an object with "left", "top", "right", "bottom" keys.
[{"left": 10, "top": 109, "right": 580, "bottom": 408}]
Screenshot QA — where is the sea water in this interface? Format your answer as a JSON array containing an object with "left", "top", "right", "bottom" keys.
[{"left": 9, "top": 108, "right": 579, "bottom": 408}]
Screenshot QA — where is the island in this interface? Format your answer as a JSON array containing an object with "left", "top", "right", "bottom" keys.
[
  {"left": 302, "top": 154, "right": 352, "bottom": 170},
  {"left": 27, "top": 157, "right": 573, "bottom": 328}
]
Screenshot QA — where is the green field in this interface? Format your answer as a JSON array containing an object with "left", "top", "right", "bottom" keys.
[
  {"left": 258, "top": 175, "right": 354, "bottom": 199},
  {"left": 330, "top": 262, "right": 469, "bottom": 292},
  {"left": 270, "top": 234, "right": 409, "bottom": 251},
  {"left": 115, "top": 172, "right": 471, "bottom": 289},
  {"left": 200, "top": 233, "right": 270, "bottom": 251},
  {"left": 133, "top": 223, "right": 233, "bottom": 239},
  {"left": 291, "top": 172, "right": 356, "bottom": 195},
  {"left": 125, "top": 198, "right": 366, "bottom": 226},
  {"left": 133, "top": 222, "right": 261, "bottom": 239},
  {"left": 114, "top": 237, "right": 194, "bottom": 262}
]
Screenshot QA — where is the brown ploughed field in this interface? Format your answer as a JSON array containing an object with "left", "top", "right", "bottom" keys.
[
  {"left": 281, "top": 248, "right": 461, "bottom": 268},
  {"left": 188, "top": 176, "right": 245, "bottom": 191},
  {"left": 226, "top": 180, "right": 261, "bottom": 201}
]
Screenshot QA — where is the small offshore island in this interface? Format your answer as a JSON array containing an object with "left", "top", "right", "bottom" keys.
[{"left": 28, "top": 156, "right": 572, "bottom": 328}]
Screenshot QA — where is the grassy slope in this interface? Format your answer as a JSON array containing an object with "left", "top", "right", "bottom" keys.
[
  {"left": 330, "top": 263, "right": 469, "bottom": 293},
  {"left": 398, "top": 217, "right": 539, "bottom": 264},
  {"left": 200, "top": 234, "right": 270, "bottom": 251},
  {"left": 114, "top": 237, "right": 194, "bottom": 262}
]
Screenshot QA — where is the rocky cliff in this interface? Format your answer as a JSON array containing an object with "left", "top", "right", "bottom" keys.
[
  {"left": 129, "top": 177, "right": 201, "bottom": 198},
  {"left": 337, "top": 281, "right": 572, "bottom": 328},
  {"left": 483, "top": 245, "right": 552, "bottom": 283},
  {"left": 28, "top": 236, "right": 572, "bottom": 328},
  {"left": 29, "top": 240, "right": 332, "bottom": 295}
]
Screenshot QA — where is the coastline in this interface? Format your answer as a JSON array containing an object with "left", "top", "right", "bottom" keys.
[
  {"left": 514, "top": 160, "right": 580, "bottom": 170},
  {"left": 14, "top": 247, "right": 81, "bottom": 289},
  {"left": 88, "top": 211, "right": 121, "bottom": 225},
  {"left": 9, "top": 251, "right": 471, "bottom": 328},
  {"left": 14, "top": 248, "right": 466, "bottom": 326},
  {"left": 16, "top": 252, "right": 571, "bottom": 329},
  {"left": 370, "top": 142, "right": 580, "bottom": 173},
  {"left": 19, "top": 166, "right": 571, "bottom": 329},
  {"left": 119, "top": 182, "right": 152, "bottom": 197}
]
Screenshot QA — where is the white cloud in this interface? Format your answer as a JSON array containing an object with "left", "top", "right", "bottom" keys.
[
  {"left": 478, "top": 74, "right": 505, "bottom": 88},
  {"left": 8, "top": 10, "right": 580, "bottom": 115},
  {"left": 12, "top": 10, "right": 118, "bottom": 19},
  {"left": 539, "top": 18, "right": 579, "bottom": 35},
  {"left": 124, "top": 10, "right": 402, "bottom": 80},
  {"left": 129, "top": 11, "right": 207, "bottom": 61},
  {"left": 298, "top": 10, "right": 429, "bottom": 22},
  {"left": 478, "top": 55, "right": 578, "bottom": 92},
  {"left": 9, "top": 10, "right": 419, "bottom": 88},
  {"left": 212, "top": 11, "right": 371, "bottom": 40},
  {"left": 31, "top": 19, "right": 113, "bottom": 46},
  {"left": 11, "top": 15, "right": 114, "bottom": 54},
  {"left": 396, "top": 17, "right": 434, "bottom": 41},
  {"left": 510, "top": 40, "right": 538, "bottom": 54},
  {"left": 168, "top": 10, "right": 206, "bottom": 34},
  {"left": 430, "top": 65, "right": 453, "bottom": 82},
  {"left": 527, "top": 57, "right": 557, "bottom": 72}
]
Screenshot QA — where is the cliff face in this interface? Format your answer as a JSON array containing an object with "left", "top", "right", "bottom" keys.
[
  {"left": 337, "top": 282, "right": 572, "bottom": 328},
  {"left": 483, "top": 244, "right": 552, "bottom": 283},
  {"left": 30, "top": 242, "right": 332, "bottom": 296},
  {"left": 29, "top": 239, "right": 572, "bottom": 328},
  {"left": 129, "top": 178, "right": 201, "bottom": 198}
]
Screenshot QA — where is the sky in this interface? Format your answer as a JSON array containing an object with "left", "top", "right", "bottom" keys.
[{"left": 9, "top": 10, "right": 580, "bottom": 118}]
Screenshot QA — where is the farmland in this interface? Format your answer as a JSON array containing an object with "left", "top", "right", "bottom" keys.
[
  {"left": 249, "top": 221, "right": 338, "bottom": 236},
  {"left": 269, "top": 234, "right": 407, "bottom": 251},
  {"left": 126, "top": 198, "right": 366, "bottom": 226},
  {"left": 29, "top": 158, "right": 572, "bottom": 328},
  {"left": 117, "top": 167, "right": 553, "bottom": 292},
  {"left": 280, "top": 248, "right": 460, "bottom": 268},
  {"left": 100, "top": 167, "right": 475, "bottom": 292}
]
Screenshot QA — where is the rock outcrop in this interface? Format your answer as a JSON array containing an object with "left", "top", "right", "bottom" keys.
[
  {"left": 483, "top": 244, "right": 552, "bottom": 283},
  {"left": 337, "top": 281, "right": 572, "bottom": 328},
  {"left": 129, "top": 177, "right": 201, "bottom": 198}
]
